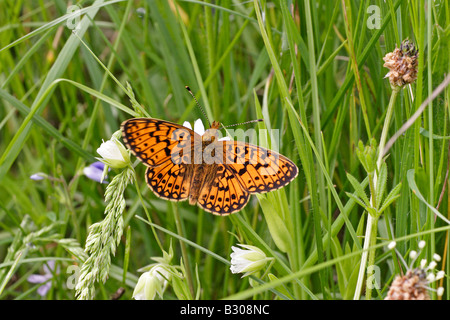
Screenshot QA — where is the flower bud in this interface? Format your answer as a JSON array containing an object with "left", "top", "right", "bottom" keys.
[
  {"left": 383, "top": 39, "right": 419, "bottom": 88},
  {"left": 96, "top": 137, "right": 130, "bottom": 169},
  {"left": 132, "top": 265, "right": 171, "bottom": 300},
  {"left": 387, "top": 241, "right": 396, "bottom": 250},
  {"left": 355, "top": 138, "right": 377, "bottom": 175},
  {"left": 30, "top": 173, "right": 47, "bottom": 181}
]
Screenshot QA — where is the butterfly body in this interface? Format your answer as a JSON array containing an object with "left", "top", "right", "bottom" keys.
[
  {"left": 121, "top": 118, "right": 298, "bottom": 215},
  {"left": 188, "top": 163, "right": 214, "bottom": 205}
]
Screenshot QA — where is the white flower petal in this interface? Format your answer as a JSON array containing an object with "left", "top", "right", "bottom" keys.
[
  {"left": 183, "top": 121, "right": 192, "bottom": 130},
  {"left": 150, "top": 265, "right": 170, "bottom": 287},
  {"left": 133, "top": 292, "right": 146, "bottom": 300},
  {"left": 229, "top": 244, "right": 268, "bottom": 277},
  {"left": 97, "top": 140, "right": 125, "bottom": 161},
  {"left": 420, "top": 259, "right": 427, "bottom": 269},
  {"left": 96, "top": 138, "right": 130, "bottom": 169},
  {"left": 194, "top": 119, "right": 205, "bottom": 136}
]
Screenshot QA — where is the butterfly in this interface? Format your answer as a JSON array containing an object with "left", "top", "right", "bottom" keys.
[{"left": 121, "top": 118, "right": 298, "bottom": 215}]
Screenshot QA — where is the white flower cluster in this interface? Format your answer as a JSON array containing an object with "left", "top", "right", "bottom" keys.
[{"left": 387, "top": 240, "right": 445, "bottom": 298}]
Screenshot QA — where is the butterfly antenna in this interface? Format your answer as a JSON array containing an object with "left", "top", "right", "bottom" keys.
[
  {"left": 220, "top": 119, "right": 264, "bottom": 130},
  {"left": 185, "top": 86, "right": 211, "bottom": 127}
]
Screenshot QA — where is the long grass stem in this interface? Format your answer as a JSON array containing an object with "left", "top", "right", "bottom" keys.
[{"left": 354, "top": 86, "right": 400, "bottom": 300}]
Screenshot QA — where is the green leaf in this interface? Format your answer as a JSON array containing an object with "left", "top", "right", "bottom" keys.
[
  {"left": 345, "top": 192, "right": 369, "bottom": 212},
  {"left": 268, "top": 273, "right": 295, "bottom": 300},
  {"left": 378, "top": 183, "right": 402, "bottom": 215},
  {"left": 407, "top": 169, "right": 450, "bottom": 224},
  {"left": 256, "top": 194, "right": 292, "bottom": 253},
  {"left": 346, "top": 172, "right": 370, "bottom": 206},
  {"left": 376, "top": 162, "right": 388, "bottom": 209}
]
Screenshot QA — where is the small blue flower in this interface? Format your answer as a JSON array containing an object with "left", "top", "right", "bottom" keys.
[
  {"left": 83, "top": 161, "right": 109, "bottom": 183},
  {"left": 30, "top": 173, "right": 47, "bottom": 181},
  {"left": 27, "top": 260, "right": 59, "bottom": 297}
]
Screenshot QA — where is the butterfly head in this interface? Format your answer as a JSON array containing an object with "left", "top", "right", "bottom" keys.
[{"left": 202, "top": 121, "right": 221, "bottom": 142}]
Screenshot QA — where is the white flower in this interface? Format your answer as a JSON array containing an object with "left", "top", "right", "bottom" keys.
[
  {"left": 132, "top": 265, "right": 171, "bottom": 300},
  {"left": 183, "top": 119, "right": 230, "bottom": 141},
  {"left": 386, "top": 240, "right": 446, "bottom": 300},
  {"left": 96, "top": 137, "right": 130, "bottom": 169},
  {"left": 230, "top": 244, "right": 270, "bottom": 277}
]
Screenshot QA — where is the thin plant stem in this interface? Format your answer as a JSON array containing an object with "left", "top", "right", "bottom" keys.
[
  {"left": 378, "top": 87, "right": 401, "bottom": 168},
  {"left": 172, "top": 203, "right": 195, "bottom": 298},
  {"left": 354, "top": 86, "right": 400, "bottom": 300},
  {"left": 132, "top": 168, "right": 164, "bottom": 251},
  {"left": 366, "top": 216, "right": 379, "bottom": 300}
]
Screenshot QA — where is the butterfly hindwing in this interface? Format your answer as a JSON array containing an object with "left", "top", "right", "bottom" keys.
[
  {"left": 145, "top": 161, "right": 192, "bottom": 201},
  {"left": 197, "top": 164, "right": 249, "bottom": 215}
]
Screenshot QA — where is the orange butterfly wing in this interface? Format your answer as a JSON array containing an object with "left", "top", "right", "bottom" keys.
[
  {"left": 197, "top": 164, "right": 249, "bottom": 215},
  {"left": 222, "top": 141, "right": 298, "bottom": 194},
  {"left": 145, "top": 162, "right": 192, "bottom": 201},
  {"left": 121, "top": 118, "right": 197, "bottom": 167},
  {"left": 122, "top": 118, "right": 198, "bottom": 202}
]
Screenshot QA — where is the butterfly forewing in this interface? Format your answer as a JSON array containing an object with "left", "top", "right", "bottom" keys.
[
  {"left": 223, "top": 141, "right": 298, "bottom": 194},
  {"left": 121, "top": 118, "right": 196, "bottom": 167}
]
